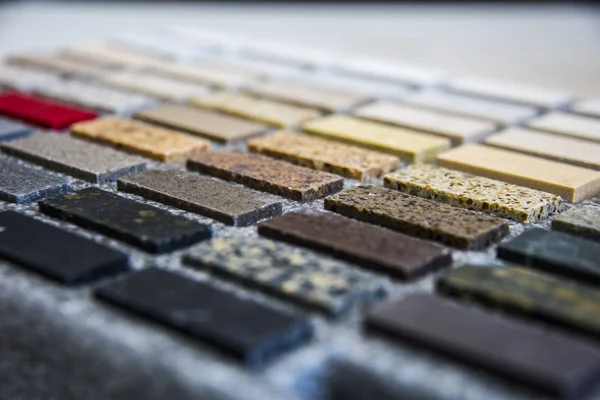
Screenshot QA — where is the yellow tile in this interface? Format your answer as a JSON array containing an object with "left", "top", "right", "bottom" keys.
[
  {"left": 526, "top": 112, "right": 600, "bottom": 143},
  {"left": 192, "top": 91, "right": 320, "bottom": 128},
  {"left": 301, "top": 115, "right": 450, "bottom": 162},
  {"left": 70, "top": 117, "right": 210, "bottom": 162},
  {"left": 436, "top": 144, "right": 600, "bottom": 202}
]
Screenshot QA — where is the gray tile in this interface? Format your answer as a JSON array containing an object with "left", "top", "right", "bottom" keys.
[
  {"left": 0, "top": 118, "right": 31, "bottom": 142},
  {"left": 552, "top": 205, "right": 600, "bottom": 241}
]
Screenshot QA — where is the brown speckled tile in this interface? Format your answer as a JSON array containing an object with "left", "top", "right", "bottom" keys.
[
  {"left": 187, "top": 152, "right": 344, "bottom": 202},
  {"left": 552, "top": 205, "right": 600, "bottom": 242},
  {"left": 324, "top": 185, "right": 509, "bottom": 250}
]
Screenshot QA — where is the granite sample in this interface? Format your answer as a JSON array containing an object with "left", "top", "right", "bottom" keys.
[{"left": 552, "top": 205, "right": 600, "bottom": 241}]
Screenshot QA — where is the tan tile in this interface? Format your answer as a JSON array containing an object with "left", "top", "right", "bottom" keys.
[
  {"left": 526, "top": 112, "right": 600, "bottom": 143},
  {"left": 355, "top": 101, "right": 496, "bottom": 145},
  {"left": 248, "top": 131, "right": 398, "bottom": 181},
  {"left": 70, "top": 117, "right": 210, "bottom": 162},
  {"left": 58, "top": 43, "right": 163, "bottom": 69},
  {"left": 301, "top": 115, "right": 450, "bottom": 162},
  {"left": 148, "top": 62, "right": 256, "bottom": 88},
  {"left": 436, "top": 144, "right": 600, "bottom": 202},
  {"left": 571, "top": 98, "right": 600, "bottom": 118},
  {"left": 6, "top": 53, "right": 109, "bottom": 78}
]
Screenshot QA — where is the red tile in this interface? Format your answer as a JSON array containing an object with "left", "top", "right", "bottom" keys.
[{"left": 0, "top": 91, "right": 97, "bottom": 130}]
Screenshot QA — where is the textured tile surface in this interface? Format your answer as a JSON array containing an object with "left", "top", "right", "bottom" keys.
[
  {"left": 184, "top": 237, "right": 386, "bottom": 316},
  {"left": 248, "top": 131, "right": 399, "bottom": 181},
  {"left": 552, "top": 205, "right": 600, "bottom": 241},
  {"left": 70, "top": 117, "right": 210, "bottom": 162},
  {"left": 149, "top": 62, "right": 255, "bottom": 88},
  {"left": 0, "top": 63, "right": 61, "bottom": 90},
  {"left": 526, "top": 112, "right": 600, "bottom": 143},
  {"left": 258, "top": 210, "right": 452, "bottom": 280},
  {"left": 0, "top": 117, "right": 31, "bottom": 142},
  {"left": 192, "top": 91, "right": 321, "bottom": 128},
  {"left": 486, "top": 128, "right": 600, "bottom": 170},
  {"left": 437, "top": 265, "right": 600, "bottom": 338},
  {"left": 324, "top": 185, "right": 509, "bottom": 250},
  {"left": 135, "top": 104, "right": 268, "bottom": 143},
  {"left": 302, "top": 115, "right": 450, "bottom": 162},
  {"left": 354, "top": 101, "right": 497, "bottom": 145},
  {"left": 0, "top": 156, "right": 71, "bottom": 203},
  {"left": 0, "top": 210, "right": 128, "bottom": 284},
  {"left": 96, "top": 268, "right": 313, "bottom": 367},
  {"left": 1, "top": 133, "right": 147, "bottom": 183},
  {"left": 117, "top": 169, "right": 282, "bottom": 226},
  {"left": 436, "top": 143, "right": 600, "bottom": 202},
  {"left": 572, "top": 98, "right": 600, "bottom": 118},
  {"left": 187, "top": 152, "right": 343, "bottom": 202},
  {"left": 497, "top": 228, "right": 600, "bottom": 285},
  {"left": 7, "top": 53, "right": 109, "bottom": 79},
  {"left": 365, "top": 293, "right": 600, "bottom": 400},
  {"left": 39, "top": 187, "right": 212, "bottom": 253},
  {"left": 384, "top": 164, "right": 562, "bottom": 223}
]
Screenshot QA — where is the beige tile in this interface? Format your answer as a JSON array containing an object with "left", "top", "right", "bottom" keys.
[
  {"left": 0, "top": 63, "right": 61, "bottom": 91},
  {"left": 334, "top": 57, "right": 446, "bottom": 86},
  {"left": 6, "top": 53, "right": 109, "bottom": 78},
  {"left": 355, "top": 101, "right": 497, "bottom": 145},
  {"left": 301, "top": 115, "right": 450, "bottom": 162},
  {"left": 148, "top": 62, "right": 256, "bottom": 89},
  {"left": 436, "top": 143, "right": 600, "bottom": 202},
  {"left": 571, "top": 98, "right": 600, "bottom": 118},
  {"left": 58, "top": 43, "right": 163, "bottom": 69},
  {"left": 526, "top": 112, "right": 600, "bottom": 143}
]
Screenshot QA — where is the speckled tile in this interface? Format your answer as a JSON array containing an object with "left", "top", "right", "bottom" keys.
[
  {"left": 324, "top": 185, "right": 509, "bottom": 250},
  {"left": 248, "top": 132, "right": 399, "bottom": 181},
  {"left": 0, "top": 117, "right": 31, "bottom": 142},
  {"left": 117, "top": 169, "right": 282, "bottom": 226},
  {"left": 552, "top": 205, "right": 600, "bottom": 241},
  {"left": 183, "top": 237, "right": 386, "bottom": 317},
  {"left": 187, "top": 152, "right": 344, "bottom": 202},
  {"left": 70, "top": 117, "right": 210, "bottom": 162},
  {"left": 526, "top": 112, "right": 600, "bottom": 143},
  {"left": 384, "top": 164, "right": 562, "bottom": 223},
  {"left": 301, "top": 115, "right": 450, "bottom": 162}
]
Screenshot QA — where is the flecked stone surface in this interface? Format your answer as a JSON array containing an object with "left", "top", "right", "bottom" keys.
[
  {"left": 258, "top": 209, "right": 452, "bottom": 280},
  {"left": 117, "top": 169, "right": 282, "bottom": 226},
  {"left": 187, "top": 152, "right": 344, "bottom": 202},
  {"left": 70, "top": 117, "right": 210, "bottom": 162},
  {"left": 384, "top": 164, "right": 562, "bottom": 223},
  {"left": 324, "top": 185, "right": 509, "bottom": 250},
  {"left": 552, "top": 205, "right": 600, "bottom": 241},
  {"left": 183, "top": 237, "right": 386, "bottom": 317},
  {"left": 193, "top": 91, "right": 321, "bottom": 128},
  {"left": 0, "top": 156, "right": 71, "bottom": 203},
  {"left": 437, "top": 265, "right": 600, "bottom": 338},
  {"left": 0, "top": 117, "right": 31, "bottom": 142},
  {"left": 302, "top": 115, "right": 451, "bottom": 162},
  {"left": 1, "top": 133, "right": 147, "bottom": 183},
  {"left": 248, "top": 132, "right": 399, "bottom": 181}
]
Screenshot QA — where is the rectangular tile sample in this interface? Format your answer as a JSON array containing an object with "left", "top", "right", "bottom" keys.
[
  {"left": 258, "top": 210, "right": 452, "bottom": 280},
  {"left": 384, "top": 164, "right": 562, "bottom": 223},
  {"left": 571, "top": 98, "right": 600, "bottom": 118},
  {"left": 365, "top": 293, "right": 600, "bottom": 399},
  {"left": 0, "top": 63, "right": 61, "bottom": 90},
  {"left": 497, "top": 228, "right": 600, "bottom": 285},
  {"left": 239, "top": 42, "right": 336, "bottom": 68},
  {"left": 485, "top": 128, "right": 600, "bottom": 170},
  {"left": 0, "top": 156, "right": 71, "bottom": 203},
  {"left": 324, "top": 185, "right": 509, "bottom": 250},
  {"left": 187, "top": 152, "right": 344, "bottom": 202},
  {"left": 354, "top": 101, "right": 497, "bottom": 145},
  {"left": 248, "top": 131, "right": 399, "bottom": 181},
  {"left": 59, "top": 43, "right": 164, "bottom": 69},
  {"left": 445, "top": 77, "right": 573, "bottom": 109},
  {"left": 39, "top": 188, "right": 212, "bottom": 253},
  {"left": 7, "top": 53, "right": 109, "bottom": 79},
  {"left": 1, "top": 133, "right": 147, "bottom": 183},
  {"left": 36, "top": 80, "right": 156, "bottom": 115},
  {"left": 437, "top": 265, "right": 600, "bottom": 338},
  {"left": 301, "top": 115, "right": 450, "bottom": 162},
  {"left": 134, "top": 104, "right": 268, "bottom": 143},
  {"left": 110, "top": 33, "right": 204, "bottom": 60},
  {"left": 552, "top": 205, "right": 600, "bottom": 242},
  {"left": 96, "top": 268, "right": 313, "bottom": 366},
  {"left": 70, "top": 117, "right": 210, "bottom": 162},
  {"left": 0, "top": 116, "right": 31, "bottom": 141},
  {"left": 526, "top": 112, "right": 600, "bottom": 143},
  {"left": 333, "top": 58, "right": 446, "bottom": 86},
  {"left": 149, "top": 62, "right": 256, "bottom": 88},
  {"left": 405, "top": 90, "right": 539, "bottom": 125},
  {"left": 117, "top": 169, "right": 282, "bottom": 226},
  {"left": 436, "top": 144, "right": 600, "bottom": 202},
  {"left": 196, "top": 58, "right": 306, "bottom": 80},
  {"left": 246, "top": 80, "right": 367, "bottom": 112},
  {"left": 0, "top": 211, "right": 128, "bottom": 285},
  {"left": 184, "top": 237, "right": 386, "bottom": 316},
  {"left": 192, "top": 91, "right": 321, "bottom": 128},
  {"left": 0, "top": 91, "right": 97, "bottom": 129}
]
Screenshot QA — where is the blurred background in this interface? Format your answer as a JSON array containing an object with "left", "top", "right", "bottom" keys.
[{"left": 0, "top": 1, "right": 599, "bottom": 95}]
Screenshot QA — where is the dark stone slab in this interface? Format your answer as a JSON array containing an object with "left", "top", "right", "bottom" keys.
[
  {"left": 0, "top": 117, "right": 31, "bottom": 142},
  {"left": 117, "top": 169, "right": 282, "bottom": 227},
  {"left": 497, "top": 228, "right": 600, "bottom": 285},
  {"left": 39, "top": 187, "right": 212, "bottom": 253},
  {"left": 552, "top": 205, "right": 600, "bottom": 242},
  {"left": 187, "top": 152, "right": 344, "bottom": 202},
  {"left": 0, "top": 211, "right": 128, "bottom": 284},
  {"left": 324, "top": 185, "right": 509, "bottom": 250},
  {"left": 95, "top": 268, "right": 313, "bottom": 367},
  {"left": 258, "top": 209, "right": 452, "bottom": 280},
  {"left": 365, "top": 293, "right": 600, "bottom": 399}
]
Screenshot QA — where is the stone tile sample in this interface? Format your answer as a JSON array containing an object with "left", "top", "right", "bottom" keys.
[
  {"left": 552, "top": 205, "right": 600, "bottom": 241},
  {"left": 526, "top": 112, "right": 600, "bottom": 143}
]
